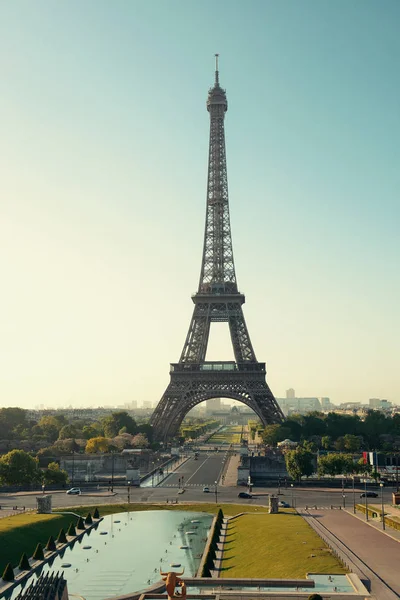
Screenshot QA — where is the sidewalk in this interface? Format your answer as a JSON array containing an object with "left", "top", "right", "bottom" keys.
[
  {"left": 221, "top": 453, "right": 240, "bottom": 487},
  {"left": 345, "top": 504, "right": 400, "bottom": 544}
]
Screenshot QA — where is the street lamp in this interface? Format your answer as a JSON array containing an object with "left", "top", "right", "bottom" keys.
[
  {"left": 342, "top": 493, "right": 346, "bottom": 509},
  {"left": 278, "top": 476, "right": 281, "bottom": 495},
  {"left": 364, "top": 478, "right": 368, "bottom": 521},
  {"left": 214, "top": 481, "right": 218, "bottom": 504},
  {"left": 111, "top": 451, "right": 115, "bottom": 493},
  {"left": 128, "top": 480, "right": 131, "bottom": 504},
  {"left": 291, "top": 483, "right": 294, "bottom": 508},
  {"left": 380, "top": 482, "right": 385, "bottom": 530},
  {"left": 352, "top": 476, "right": 356, "bottom": 514}
]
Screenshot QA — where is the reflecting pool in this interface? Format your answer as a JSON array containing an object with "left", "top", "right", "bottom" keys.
[{"left": 12, "top": 511, "right": 212, "bottom": 600}]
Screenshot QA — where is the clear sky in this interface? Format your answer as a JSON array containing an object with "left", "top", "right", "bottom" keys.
[{"left": 1, "top": 1, "right": 399, "bottom": 409}]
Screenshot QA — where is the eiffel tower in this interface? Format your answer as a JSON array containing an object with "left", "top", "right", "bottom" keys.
[{"left": 151, "top": 56, "right": 284, "bottom": 441}]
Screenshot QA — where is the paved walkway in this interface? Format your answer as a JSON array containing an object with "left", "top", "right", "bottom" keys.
[
  {"left": 221, "top": 453, "right": 240, "bottom": 487},
  {"left": 302, "top": 508, "right": 400, "bottom": 599},
  {"left": 347, "top": 505, "right": 400, "bottom": 543}
]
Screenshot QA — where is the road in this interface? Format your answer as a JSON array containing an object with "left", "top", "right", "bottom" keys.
[
  {"left": 158, "top": 452, "right": 228, "bottom": 488},
  {"left": 1, "top": 481, "right": 394, "bottom": 512}
]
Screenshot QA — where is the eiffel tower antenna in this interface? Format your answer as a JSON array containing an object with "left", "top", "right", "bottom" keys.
[{"left": 151, "top": 58, "right": 284, "bottom": 441}]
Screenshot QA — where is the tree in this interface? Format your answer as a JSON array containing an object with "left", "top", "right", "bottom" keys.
[
  {"left": 262, "top": 424, "right": 289, "bottom": 446},
  {"left": 321, "top": 436, "right": 332, "bottom": 450},
  {"left": 0, "top": 408, "right": 28, "bottom": 440},
  {"left": 0, "top": 449, "right": 40, "bottom": 485},
  {"left": 131, "top": 433, "right": 149, "bottom": 448},
  {"left": 42, "top": 462, "right": 69, "bottom": 485},
  {"left": 85, "top": 437, "right": 112, "bottom": 454},
  {"left": 112, "top": 433, "right": 134, "bottom": 450},
  {"left": 342, "top": 434, "right": 362, "bottom": 452},
  {"left": 82, "top": 423, "right": 103, "bottom": 439},
  {"left": 58, "top": 424, "right": 78, "bottom": 440},
  {"left": 38, "top": 416, "right": 62, "bottom": 443},
  {"left": 102, "top": 411, "right": 137, "bottom": 437},
  {"left": 318, "top": 453, "right": 356, "bottom": 477},
  {"left": 285, "top": 448, "right": 314, "bottom": 482}
]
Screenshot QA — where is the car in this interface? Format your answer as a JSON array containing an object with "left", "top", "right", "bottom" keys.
[
  {"left": 360, "top": 491, "right": 378, "bottom": 498},
  {"left": 66, "top": 487, "right": 81, "bottom": 495},
  {"left": 203, "top": 486, "right": 210, "bottom": 493},
  {"left": 278, "top": 501, "right": 290, "bottom": 508},
  {"left": 238, "top": 492, "right": 252, "bottom": 499}
]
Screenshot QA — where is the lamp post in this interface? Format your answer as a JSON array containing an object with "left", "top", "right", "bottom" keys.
[
  {"left": 352, "top": 476, "right": 356, "bottom": 514},
  {"left": 364, "top": 478, "right": 368, "bottom": 521},
  {"left": 111, "top": 451, "right": 115, "bottom": 493},
  {"left": 291, "top": 483, "right": 294, "bottom": 508},
  {"left": 380, "top": 482, "right": 385, "bottom": 530},
  {"left": 214, "top": 481, "right": 218, "bottom": 504},
  {"left": 278, "top": 476, "right": 281, "bottom": 495},
  {"left": 342, "top": 493, "right": 346, "bottom": 509},
  {"left": 128, "top": 481, "right": 131, "bottom": 504},
  {"left": 72, "top": 450, "right": 75, "bottom": 486}
]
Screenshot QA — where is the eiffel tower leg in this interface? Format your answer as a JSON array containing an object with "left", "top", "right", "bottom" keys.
[
  {"left": 151, "top": 371, "right": 284, "bottom": 442},
  {"left": 151, "top": 381, "right": 189, "bottom": 443}
]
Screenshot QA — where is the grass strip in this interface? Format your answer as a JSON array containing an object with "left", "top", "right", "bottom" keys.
[
  {"left": 0, "top": 513, "right": 76, "bottom": 573},
  {"left": 220, "top": 512, "right": 347, "bottom": 578}
]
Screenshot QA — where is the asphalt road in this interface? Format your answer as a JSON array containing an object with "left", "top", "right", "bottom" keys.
[
  {"left": 1, "top": 482, "right": 395, "bottom": 512},
  {"left": 158, "top": 452, "right": 228, "bottom": 488}
]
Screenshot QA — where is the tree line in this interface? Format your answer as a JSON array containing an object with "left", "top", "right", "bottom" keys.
[{"left": 262, "top": 410, "right": 400, "bottom": 452}]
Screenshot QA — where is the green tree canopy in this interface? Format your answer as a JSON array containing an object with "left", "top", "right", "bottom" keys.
[
  {"left": 0, "top": 408, "right": 28, "bottom": 439},
  {"left": 0, "top": 449, "right": 40, "bottom": 485},
  {"left": 318, "top": 453, "right": 356, "bottom": 477},
  {"left": 262, "top": 424, "right": 292, "bottom": 446},
  {"left": 102, "top": 411, "right": 137, "bottom": 437},
  {"left": 284, "top": 448, "right": 314, "bottom": 482},
  {"left": 58, "top": 424, "right": 79, "bottom": 440},
  {"left": 42, "top": 462, "right": 69, "bottom": 485}
]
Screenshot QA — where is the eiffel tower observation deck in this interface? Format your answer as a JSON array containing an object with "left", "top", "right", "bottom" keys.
[{"left": 151, "top": 56, "right": 284, "bottom": 441}]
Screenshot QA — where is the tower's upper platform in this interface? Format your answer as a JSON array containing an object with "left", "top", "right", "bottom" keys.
[{"left": 207, "top": 54, "right": 228, "bottom": 112}]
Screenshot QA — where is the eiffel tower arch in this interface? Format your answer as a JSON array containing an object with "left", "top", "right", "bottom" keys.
[{"left": 151, "top": 57, "right": 284, "bottom": 441}]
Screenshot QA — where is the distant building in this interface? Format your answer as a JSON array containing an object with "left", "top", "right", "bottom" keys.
[
  {"left": 276, "top": 396, "right": 321, "bottom": 416},
  {"left": 320, "top": 397, "right": 332, "bottom": 410},
  {"left": 277, "top": 438, "right": 298, "bottom": 451},
  {"left": 206, "top": 398, "right": 221, "bottom": 413},
  {"left": 286, "top": 388, "right": 295, "bottom": 399},
  {"left": 369, "top": 398, "right": 392, "bottom": 410}
]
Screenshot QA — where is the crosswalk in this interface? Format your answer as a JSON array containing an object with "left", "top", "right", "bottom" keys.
[{"left": 159, "top": 483, "right": 215, "bottom": 488}]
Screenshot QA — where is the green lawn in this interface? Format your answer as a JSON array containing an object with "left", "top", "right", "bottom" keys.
[
  {"left": 220, "top": 512, "right": 347, "bottom": 578},
  {"left": 208, "top": 425, "right": 243, "bottom": 445},
  {"left": 0, "top": 513, "right": 80, "bottom": 573}
]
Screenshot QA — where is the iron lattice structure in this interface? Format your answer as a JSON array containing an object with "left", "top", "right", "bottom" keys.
[{"left": 151, "top": 57, "right": 284, "bottom": 441}]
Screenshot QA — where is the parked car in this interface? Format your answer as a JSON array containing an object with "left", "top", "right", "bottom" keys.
[
  {"left": 360, "top": 491, "right": 378, "bottom": 498},
  {"left": 238, "top": 492, "right": 252, "bottom": 499},
  {"left": 66, "top": 487, "right": 81, "bottom": 495},
  {"left": 278, "top": 501, "right": 290, "bottom": 507},
  {"left": 203, "top": 486, "right": 210, "bottom": 493}
]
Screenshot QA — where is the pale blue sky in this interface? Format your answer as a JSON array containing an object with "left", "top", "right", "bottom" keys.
[{"left": 1, "top": 1, "right": 399, "bottom": 408}]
